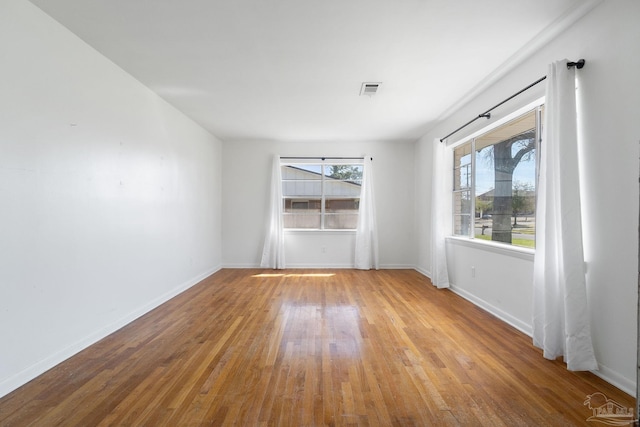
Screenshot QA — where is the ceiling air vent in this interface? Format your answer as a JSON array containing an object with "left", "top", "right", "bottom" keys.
[{"left": 360, "top": 82, "right": 381, "bottom": 97}]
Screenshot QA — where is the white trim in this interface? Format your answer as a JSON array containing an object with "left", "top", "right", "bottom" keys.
[
  {"left": 375, "top": 264, "right": 416, "bottom": 270},
  {"left": 447, "top": 280, "right": 634, "bottom": 396},
  {"left": 446, "top": 236, "right": 535, "bottom": 261},
  {"left": 447, "top": 102, "right": 541, "bottom": 260},
  {"left": 414, "top": 267, "right": 432, "bottom": 280},
  {"left": 0, "top": 265, "right": 221, "bottom": 399},
  {"left": 224, "top": 263, "right": 417, "bottom": 270},
  {"left": 413, "top": 268, "right": 532, "bottom": 335},
  {"left": 418, "top": 267, "right": 634, "bottom": 396},
  {"left": 448, "top": 284, "right": 532, "bottom": 336},
  {"left": 447, "top": 97, "right": 545, "bottom": 148},
  {"left": 254, "top": 263, "right": 415, "bottom": 270},
  {"left": 223, "top": 263, "right": 262, "bottom": 268},
  {"left": 591, "top": 364, "right": 635, "bottom": 397},
  {"left": 282, "top": 263, "right": 354, "bottom": 269},
  {"left": 280, "top": 158, "right": 365, "bottom": 166}
]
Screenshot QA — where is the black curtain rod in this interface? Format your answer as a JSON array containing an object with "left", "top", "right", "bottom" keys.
[
  {"left": 439, "top": 59, "right": 585, "bottom": 142},
  {"left": 280, "top": 156, "right": 372, "bottom": 161}
]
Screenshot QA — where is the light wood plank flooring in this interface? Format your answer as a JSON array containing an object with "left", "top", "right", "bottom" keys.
[{"left": 0, "top": 269, "right": 634, "bottom": 426}]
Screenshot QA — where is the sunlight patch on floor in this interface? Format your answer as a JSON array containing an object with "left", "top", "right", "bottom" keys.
[{"left": 252, "top": 273, "right": 336, "bottom": 278}]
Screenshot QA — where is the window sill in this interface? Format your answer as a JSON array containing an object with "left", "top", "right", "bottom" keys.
[{"left": 446, "top": 236, "right": 535, "bottom": 261}]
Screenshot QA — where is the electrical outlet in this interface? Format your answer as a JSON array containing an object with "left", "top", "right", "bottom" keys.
[
  {"left": 321, "top": 246, "right": 326, "bottom": 253},
  {"left": 471, "top": 266, "right": 476, "bottom": 278}
]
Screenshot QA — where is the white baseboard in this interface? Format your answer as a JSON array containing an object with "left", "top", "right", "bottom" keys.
[
  {"left": 591, "top": 363, "right": 635, "bottom": 397},
  {"left": 412, "top": 269, "right": 532, "bottom": 334},
  {"left": 378, "top": 264, "right": 416, "bottom": 270},
  {"left": 223, "top": 263, "right": 418, "bottom": 270},
  {"left": 414, "top": 266, "right": 432, "bottom": 279},
  {"left": 448, "top": 284, "right": 533, "bottom": 337},
  {"left": 0, "top": 265, "right": 221, "bottom": 399},
  {"left": 436, "top": 279, "right": 635, "bottom": 397},
  {"left": 222, "top": 263, "right": 261, "bottom": 268},
  {"left": 283, "top": 263, "right": 355, "bottom": 269}
]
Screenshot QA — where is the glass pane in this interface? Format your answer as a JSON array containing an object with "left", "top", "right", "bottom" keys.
[
  {"left": 324, "top": 181, "right": 361, "bottom": 198},
  {"left": 325, "top": 198, "right": 359, "bottom": 229},
  {"left": 474, "top": 108, "right": 537, "bottom": 248},
  {"left": 325, "top": 213, "right": 358, "bottom": 229},
  {"left": 283, "top": 214, "right": 321, "bottom": 229},
  {"left": 453, "top": 215, "right": 471, "bottom": 236},
  {"left": 281, "top": 164, "right": 322, "bottom": 179},
  {"left": 325, "top": 198, "right": 359, "bottom": 213},
  {"left": 454, "top": 143, "right": 472, "bottom": 190},
  {"left": 323, "top": 164, "right": 363, "bottom": 184},
  {"left": 283, "top": 198, "right": 321, "bottom": 229},
  {"left": 281, "top": 164, "right": 322, "bottom": 197},
  {"left": 453, "top": 190, "right": 471, "bottom": 236},
  {"left": 475, "top": 190, "right": 494, "bottom": 240},
  {"left": 282, "top": 179, "right": 322, "bottom": 198},
  {"left": 284, "top": 198, "right": 321, "bottom": 213}
]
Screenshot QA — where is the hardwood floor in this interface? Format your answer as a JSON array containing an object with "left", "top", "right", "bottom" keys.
[{"left": 0, "top": 269, "right": 634, "bottom": 426}]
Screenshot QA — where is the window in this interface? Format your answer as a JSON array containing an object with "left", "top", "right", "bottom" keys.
[
  {"left": 281, "top": 162, "right": 362, "bottom": 229},
  {"left": 453, "top": 105, "right": 542, "bottom": 248}
]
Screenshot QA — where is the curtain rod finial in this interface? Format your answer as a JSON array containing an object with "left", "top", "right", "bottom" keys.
[{"left": 568, "top": 59, "right": 585, "bottom": 69}]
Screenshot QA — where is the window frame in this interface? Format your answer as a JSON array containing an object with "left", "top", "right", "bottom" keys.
[
  {"left": 280, "top": 159, "right": 363, "bottom": 231},
  {"left": 448, "top": 98, "right": 543, "bottom": 250}
]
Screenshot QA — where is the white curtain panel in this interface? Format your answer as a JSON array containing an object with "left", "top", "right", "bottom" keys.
[
  {"left": 260, "top": 155, "right": 285, "bottom": 269},
  {"left": 430, "top": 138, "right": 451, "bottom": 288},
  {"left": 532, "top": 60, "right": 597, "bottom": 371},
  {"left": 354, "top": 156, "right": 379, "bottom": 270}
]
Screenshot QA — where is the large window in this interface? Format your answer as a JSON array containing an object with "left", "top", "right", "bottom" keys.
[
  {"left": 282, "top": 162, "right": 363, "bottom": 229},
  {"left": 453, "top": 105, "right": 541, "bottom": 248}
]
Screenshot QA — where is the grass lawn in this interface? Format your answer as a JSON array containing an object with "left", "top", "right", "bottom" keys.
[{"left": 474, "top": 234, "right": 535, "bottom": 248}]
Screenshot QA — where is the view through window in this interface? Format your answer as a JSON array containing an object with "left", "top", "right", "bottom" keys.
[
  {"left": 282, "top": 162, "right": 363, "bottom": 230},
  {"left": 453, "top": 106, "right": 541, "bottom": 248}
]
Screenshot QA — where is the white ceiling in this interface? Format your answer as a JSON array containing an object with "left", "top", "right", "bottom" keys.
[{"left": 29, "top": 0, "right": 585, "bottom": 142}]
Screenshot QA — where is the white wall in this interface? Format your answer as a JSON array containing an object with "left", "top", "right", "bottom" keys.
[
  {"left": 0, "top": 0, "right": 222, "bottom": 398},
  {"left": 222, "top": 140, "right": 415, "bottom": 268},
  {"left": 415, "top": 0, "right": 640, "bottom": 394}
]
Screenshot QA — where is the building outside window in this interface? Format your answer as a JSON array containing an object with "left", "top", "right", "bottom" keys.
[{"left": 452, "top": 105, "right": 541, "bottom": 248}]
